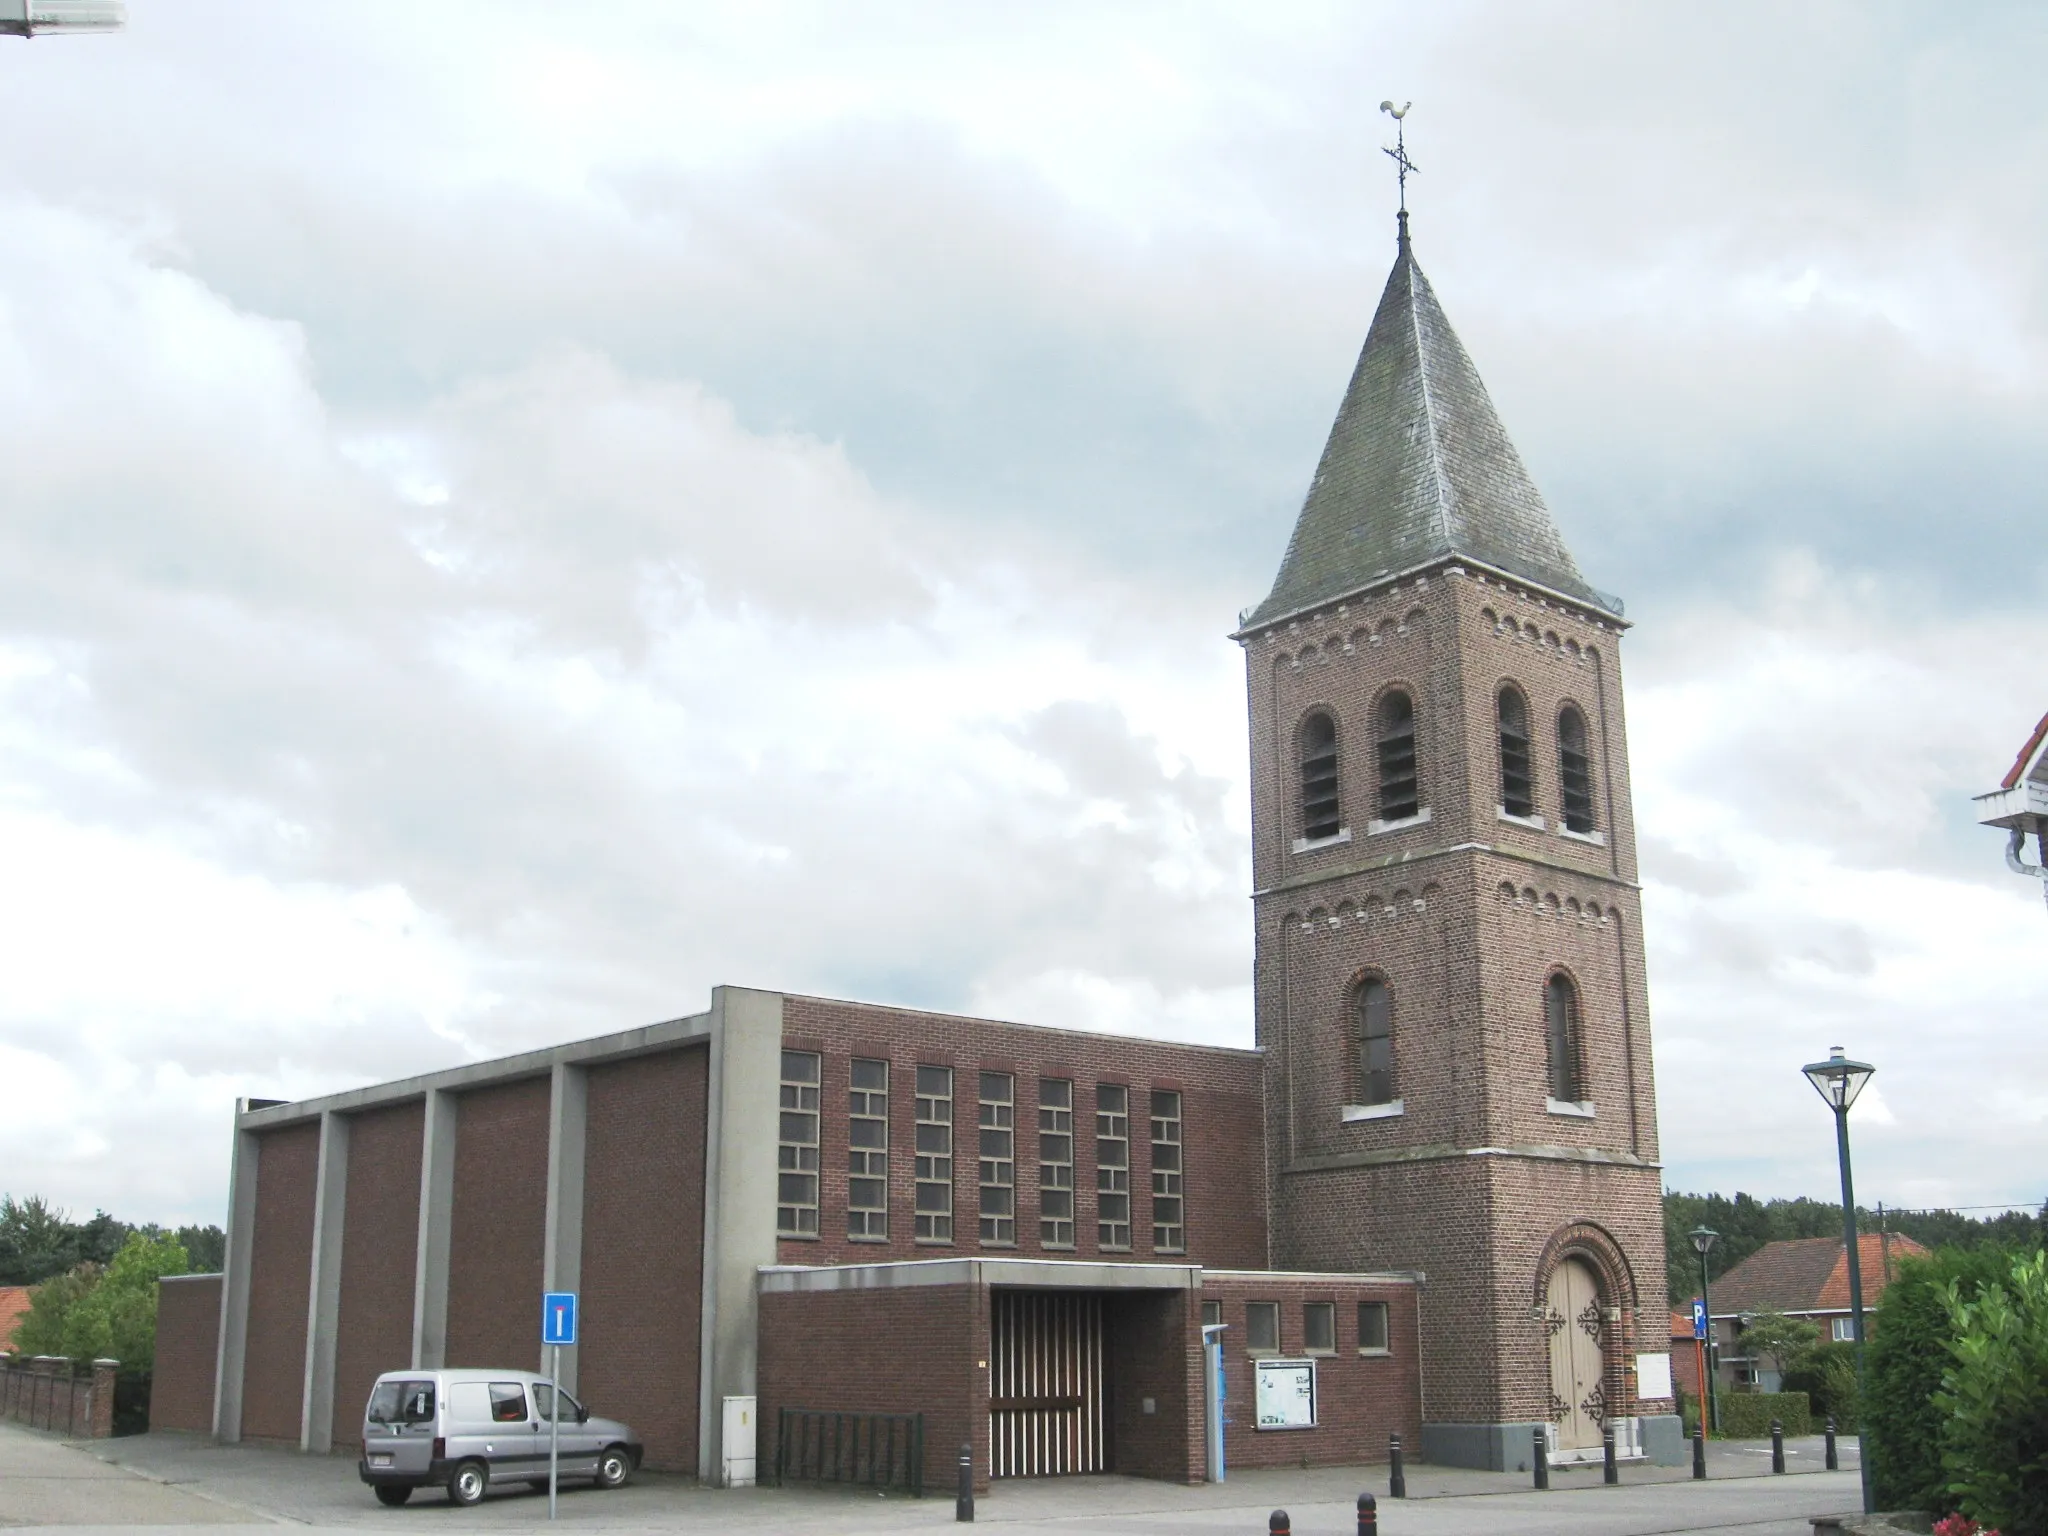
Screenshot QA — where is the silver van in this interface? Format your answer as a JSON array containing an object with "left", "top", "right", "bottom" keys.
[{"left": 357, "top": 1369, "right": 641, "bottom": 1506}]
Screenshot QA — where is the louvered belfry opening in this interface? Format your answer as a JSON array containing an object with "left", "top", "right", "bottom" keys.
[
  {"left": 1376, "top": 691, "right": 1418, "bottom": 820},
  {"left": 1558, "top": 706, "right": 1595, "bottom": 833},
  {"left": 988, "top": 1291, "right": 1107, "bottom": 1478},
  {"left": 1498, "top": 688, "right": 1533, "bottom": 817},
  {"left": 1299, "top": 712, "right": 1341, "bottom": 840}
]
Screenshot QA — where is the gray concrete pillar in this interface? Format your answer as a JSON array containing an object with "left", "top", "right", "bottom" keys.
[
  {"left": 696, "top": 986, "right": 784, "bottom": 1486},
  {"left": 212, "top": 1108, "right": 261, "bottom": 1443},
  {"left": 301, "top": 1109, "right": 350, "bottom": 1453},
  {"left": 412, "top": 1088, "right": 456, "bottom": 1370},
  {"left": 541, "top": 1061, "right": 587, "bottom": 1392}
]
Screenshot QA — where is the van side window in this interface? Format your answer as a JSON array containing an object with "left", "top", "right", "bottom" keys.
[
  {"left": 488, "top": 1383, "right": 529, "bottom": 1423},
  {"left": 399, "top": 1383, "right": 435, "bottom": 1423}
]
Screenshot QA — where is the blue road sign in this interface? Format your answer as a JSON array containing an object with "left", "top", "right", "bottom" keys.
[
  {"left": 543, "top": 1292, "right": 578, "bottom": 1347},
  {"left": 1692, "top": 1298, "right": 1708, "bottom": 1340}
]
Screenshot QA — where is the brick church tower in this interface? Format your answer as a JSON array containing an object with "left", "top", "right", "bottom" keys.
[{"left": 1237, "top": 214, "right": 1679, "bottom": 1470}]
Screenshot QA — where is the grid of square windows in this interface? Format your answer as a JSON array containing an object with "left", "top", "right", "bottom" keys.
[
  {"left": 777, "top": 1050, "right": 821, "bottom": 1238},
  {"left": 847, "top": 1058, "right": 888, "bottom": 1240},
  {"left": 1037, "top": 1079, "right": 1075, "bottom": 1248},
  {"left": 1096, "top": 1084, "right": 1131, "bottom": 1250},
  {"left": 1150, "top": 1089, "right": 1184, "bottom": 1252},
  {"left": 915, "top": 1065, "right": 954, "bottom": 1242},
  {"left": 978, "top": 1072, "right": 1015, "bottom": 1244}
]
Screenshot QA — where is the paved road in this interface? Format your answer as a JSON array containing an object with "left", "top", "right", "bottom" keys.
[{"left": 6, "top": 1423, "right": 1866, "bottom": 1535}]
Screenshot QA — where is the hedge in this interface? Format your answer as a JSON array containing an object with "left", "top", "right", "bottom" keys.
[
  {"left": 1865, "top": 1246, "right": 2012, "bottom": 1514},
  {"left": 1716, "top": 1392, "right": 1811, "bottom": 1439}
]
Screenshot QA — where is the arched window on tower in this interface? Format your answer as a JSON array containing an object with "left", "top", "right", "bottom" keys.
[
  {"left": 1376, "top": 690, "right": 1419, "bottom": 821},
  {"left": 1356, "top": 978, "right": 1394, "bottom": 1106},
  {"left": 1558, "top": 705, "right": 1596, "bottom": 834},
  {"left": 1299, "top": 712, "right": 1341, "bottom": 841},
  {"left": 1545, "top": 973, "right": 1583, "bottom": 1103},
  {"left": 1498, "top": 687, "right": 1533, "bottom": 818}
]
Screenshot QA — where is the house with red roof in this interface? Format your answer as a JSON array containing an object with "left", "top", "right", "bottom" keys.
[{"left": 1707, "top": 1232, "right": 1927, "bottom": 1389}]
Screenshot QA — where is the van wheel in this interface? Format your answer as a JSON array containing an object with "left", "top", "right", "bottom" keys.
[
  {"left": 374, "top": 1486, "right": 412, "bottom": 1507},
  {"left": 594, "top": 1447, "right": 631, "bottom": 1489},
  {"left": 447, "top": 1461, "right": 488, "bottom": 1506}
]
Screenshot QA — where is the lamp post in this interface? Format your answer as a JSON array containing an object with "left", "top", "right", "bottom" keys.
[
  {"left": 1688, "top": 1225, "right": 1720, "bottom": 1437},
  {"left": 0, "top": 1, "right": 126, "bottom": 37},
  {"left": 1802, "top": 1045, "right": 1876, "bottom": 1516}
]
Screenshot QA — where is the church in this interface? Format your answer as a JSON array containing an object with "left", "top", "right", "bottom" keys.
[{"left": 149, "top": 210, "right": 1686, "bottom": 1486}]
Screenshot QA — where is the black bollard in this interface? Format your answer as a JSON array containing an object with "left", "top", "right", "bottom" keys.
[
  {"left": 1603, "top": 1421, "right": 1617, "bottom": 1484},
  {"left": 1533, "top": 1426, "right": 1549, "bottom": 1490},
  {"left": 1269, "top": 1512, "right": 1291, "bottom": 1536},
  {"left": 1770, "top": 1420, "right": 1785, "bottom": 1475},
  {"left": 1824, "top": 1417, "right": 1838, "bottom": 1472},
  {"left": 955, "top": 1442, "right": 973, "bottom": 1522},
  {"left": 1692, "top": 1424, "right": 1707, "bottom": 1480},
  {"left": 1389, "top": 1432, "right": 1406, "bottom": 1498},
  {"left": 1357, "top": 1490, "right": 1378, "bottom": 1536}
]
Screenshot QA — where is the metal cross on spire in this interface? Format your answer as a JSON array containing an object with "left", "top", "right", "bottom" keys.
[{"left": 1380, "top": 100, "right": 1417, "bottom": 215}]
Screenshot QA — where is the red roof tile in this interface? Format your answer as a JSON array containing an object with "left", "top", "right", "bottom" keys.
[
  {"left": 2004, "top": 711, "right": 2048, "bottom": 790},
  {"left": 0, "top": 1286, "right": 32, "bottom": 1351},
  {"left": 1713, "top": 1233, "right": 1928, "bottom": 1316}
]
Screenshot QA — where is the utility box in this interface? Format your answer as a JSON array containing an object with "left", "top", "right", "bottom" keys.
[{"left": 721, "top": 1395, "right": 757, "bottom": 1488}]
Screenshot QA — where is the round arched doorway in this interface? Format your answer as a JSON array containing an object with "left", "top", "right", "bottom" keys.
[{"left": 1543, "top": 1257, "right": 1608, "bottom": 1454}]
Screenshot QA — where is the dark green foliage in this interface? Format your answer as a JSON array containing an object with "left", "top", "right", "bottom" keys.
[
  {"left": 0, "top": 1195, "right": 224, "bottom": 1288},
  {"left": 1781, "top": 1341, "right": 1858, "bottom": 1432},
  {"left": 1936, "top": 1250, "right": 2048, "bottom": 1536},
  {"left": 1866, "top": 1246, "right": 2013, "bottom": 1514},
  {"left": 1717, "top": 1392, "right": 1811, "bottom": 1438},
  {"left": 1663, "top": 1190, "right": 2048, "bottom": 1304}
]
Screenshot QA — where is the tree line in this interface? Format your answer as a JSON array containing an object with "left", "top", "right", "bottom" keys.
[
  {"left": 1663, "top": 1188, "right": 2048, "bottom": 1304},
  {"left": 1, "top": 1195, "right": 224, "bottom": 1287}
]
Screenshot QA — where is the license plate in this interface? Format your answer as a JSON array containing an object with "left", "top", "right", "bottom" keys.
[{"left": 369, "top": 1454, "right": 393, "bottom": 1468}]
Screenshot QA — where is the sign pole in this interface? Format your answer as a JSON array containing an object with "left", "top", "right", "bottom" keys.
[{"left": 548, "top": 1341, "right": 560, "bottom": 1520}]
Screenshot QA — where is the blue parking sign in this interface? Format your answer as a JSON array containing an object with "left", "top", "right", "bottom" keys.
[
  {"left": 542, "top": 1292, "right": 577, "bottom": 1346},
  {"left": 1691, "top": 1298, "right": 1707, "bottom": 1340}
]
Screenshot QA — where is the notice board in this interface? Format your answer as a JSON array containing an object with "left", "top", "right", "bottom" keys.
[{"left": 1253, "top": 1358, "right": 1317, "bottom": 1429}]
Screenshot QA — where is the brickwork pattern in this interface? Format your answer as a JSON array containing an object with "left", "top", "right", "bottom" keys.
[
  {"left": 1244, "top": 563, "right": 1669, "bottom": 1432},
  {"left": 1104, "top": 1290, "right": 1199, "bottom": 1481},
  {"left": 1204, "top": 1275, "right": 1420, "bottom": 1470},
  {"left": 0, "top": 1357, "right": 118, "bottom": 1437},
  {"left": 776, "top": 996, "right": 1266, "bottom": 1272},
  {"left": 149, "top": 1275, "right": 222, "bottom": 1433},
  {"left": 578, "top": 1046, "right": 708, "bottom": 1473},
  {"left": 330, "top": 1101, "right": 423, "bottom": 1448},
  {"left": 445, "top": 1076, "right": 550, "bottom": 1371},
  {"left": 241, "top": 1122, "right": 319, "bottom": 1443},
  {"left": 757, "top": 1282, "right": 982, "bottom": 1494}
]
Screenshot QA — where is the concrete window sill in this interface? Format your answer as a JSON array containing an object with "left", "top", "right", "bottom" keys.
[
  {"left": 1292, "top": 828, "right": 1353, "bottom": 854},
  {"left": 1367, "top": 808, "right": 1432, "bottom": 836},
  {"left": 1545, "top": 1098, "right": 1596, "bottom": 1118},
  {"left": 1559, "top": 826, "right": 1607, "bottom": 846},
  {"left": 1496, "top": 808, "right": 1546, "bottom": 830},
  {"left": 1356, "top": 1348, "right": 1393, "bottom": 1358},
  {"left": 1342, "top": 1099, "right": 1405, "bottom": 1122}
]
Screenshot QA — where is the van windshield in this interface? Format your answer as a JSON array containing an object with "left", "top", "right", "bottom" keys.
[{"left": 367, "top": 1380, "right": 435, "bottom": 1426}]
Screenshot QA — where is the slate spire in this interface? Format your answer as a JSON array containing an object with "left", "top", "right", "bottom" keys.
[{"left": 1245, "top": 224, "right": 1615, "bottom": 629}]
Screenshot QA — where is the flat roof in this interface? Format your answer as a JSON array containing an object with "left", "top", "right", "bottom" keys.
[{"left": 758, "top": 1258, "right": 1423, "bottom": 1294}]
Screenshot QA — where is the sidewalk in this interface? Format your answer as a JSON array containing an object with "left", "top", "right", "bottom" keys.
[{"left": 56, "top": 1429, "right": 1863, "bottom": 1533}]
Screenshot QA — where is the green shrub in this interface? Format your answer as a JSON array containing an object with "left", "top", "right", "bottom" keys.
[
  {"left": 1867, "top": 1246, "right": 2013, "bottom": 1513},
  {"left": 1782, "top": 1341, "right": 1859, "bottom": 1433},
  {"left": 1937, "top": 1249, "right": 2048, "bottom": 1536},
  {"left": 1717, "top": 1391, "right": 1811, "bottom": 1438}
]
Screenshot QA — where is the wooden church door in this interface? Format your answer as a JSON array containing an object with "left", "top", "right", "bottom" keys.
[{"left": 1544, "top": 1258, "right": 1607, "bottom": 1453}]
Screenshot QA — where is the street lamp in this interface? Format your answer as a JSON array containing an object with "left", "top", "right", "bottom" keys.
[
  {"left": 0, "top": 1, "right": 126, "bottom": 37},
  {"left": 1688, "top": 1225, "right": 1720, "bottom": 1437},
  {"left": 1802, "top": 1045, "right": 1876, "bottom": 1516}
]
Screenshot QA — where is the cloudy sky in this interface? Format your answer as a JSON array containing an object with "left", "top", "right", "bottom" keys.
[{"left": 2, "top": 2, "right": 2042, "bottom": 1229}]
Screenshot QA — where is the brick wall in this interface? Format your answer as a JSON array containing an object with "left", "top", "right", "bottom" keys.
[
  {"left": 1104, "top": 1290, "right": 1199, "bottom": 1481},
  {"left": 578, "top": 1045, "right": 708, "bottom": 1473},
  {"left": 149, "top": 1274, "right": 222, "bottom": 1433},
  {"left": 757, "top": 1281, "right": 982, "bottom": 1494},
  {"left": 1204, "top": 1275, "right": 1420, "bottom": 1471},
  {"left": 241, "top": 1122, "right": 319, "bottom": 1443},
  {"left": 445, "top": 1076, "right": 550, "bottom": 1371},
  {"left": 331, "top": 1101, "right": 423, "bottom": 1447},
  {"left": 776, "top": 995, "right": 1267, "bottom": 1273},
  {"left": 1245, "top": 564, "right": 1668, "bottom": 1434}
]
